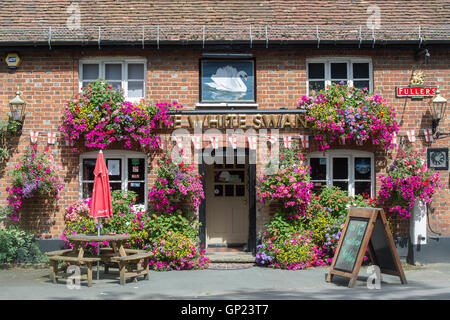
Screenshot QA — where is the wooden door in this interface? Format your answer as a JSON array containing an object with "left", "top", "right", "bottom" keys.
[{"left": 205, "top": 154, "right": 249, "bottom": 247}]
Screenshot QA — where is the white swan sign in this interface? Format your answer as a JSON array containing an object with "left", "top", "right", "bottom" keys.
[{"left": 201, "top": 60, "right": 255, "bottom": 102}]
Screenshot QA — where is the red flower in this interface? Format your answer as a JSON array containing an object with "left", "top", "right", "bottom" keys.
[{"left": 107, "top": 129, "right": 114, "bottom": 134}]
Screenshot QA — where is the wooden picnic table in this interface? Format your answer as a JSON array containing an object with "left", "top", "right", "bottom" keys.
[{"left": 47, "top": 233, "right": 153, "bottom": 286}]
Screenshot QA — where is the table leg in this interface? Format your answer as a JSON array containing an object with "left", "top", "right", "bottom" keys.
[
  {"left": 87, "top": 263, "right": 93, "bottom": 287},
  {"left": 144, "top": 258, "right": 150, "bottom": 280},
  {"left": 119, "top": 262, "right": 126, "bottom": 285},
  {"left": 49, "top": 260, "right": 57, "bottom": 284}
]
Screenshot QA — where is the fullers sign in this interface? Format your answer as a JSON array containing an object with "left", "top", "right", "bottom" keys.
[{"left": 396, "top": 86, "right": 438, "bottom": 98}]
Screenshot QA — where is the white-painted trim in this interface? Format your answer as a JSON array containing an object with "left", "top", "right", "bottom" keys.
[
  {"left": 306, "top": 57, "right": 373, "bottom": 95},
  {"left": 79, "top": 58, "right": 147, "bottom": 102},
  {"left": 195, "top": 102, "right": 259, "bottom": 108},
  {"left": 79, "top": 150, "right": 148, "bottom": 209},
  {"left": 307, "top": 149, "right": 375, "bottom": 197}
]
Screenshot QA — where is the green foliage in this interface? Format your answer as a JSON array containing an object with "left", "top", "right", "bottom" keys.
[
  {"left": 0, "top": 226, "right": 47, "bottom": 264},
  {"left": 147, "top": 232, "right": 208, "bottom": 271}
]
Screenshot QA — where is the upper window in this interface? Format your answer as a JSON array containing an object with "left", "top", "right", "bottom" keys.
[
  {"left": 80, "top": 151, "right": 147, "bottom": 209},
  {"left": 79, "top": 59, "right": 146, "bottom": 101},
  {"left": 200, "top": 59, "right": 255, "bottom": 103},
  {"left": 307, "top": 58, "right": 372, "bottom": 93},
  {"left": 307, "top": 150, "right": 374, "bottom": 198}
]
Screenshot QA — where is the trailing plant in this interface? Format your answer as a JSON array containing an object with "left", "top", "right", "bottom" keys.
[
  {"left": 297, "top": 82, "right": 399, "bottom": 151},
  {"left": 148, "top": 151, "right": 205, "bottom": 216},
  {"left": 378, "top": 147, "right": 441, "bottom": 218},
  {"left": 6, "top": 146, "right": 64, "bottom": 221},
  {"left": 256, "top": 150, "right": 313, "bottom": 220},
  {"left": 60, "top": 79, "right": 178, "bottom": 151}
]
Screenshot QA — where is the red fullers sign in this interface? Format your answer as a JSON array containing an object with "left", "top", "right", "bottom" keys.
[{"left": 396, "top": 86, "right": 438, "bottom": 98}]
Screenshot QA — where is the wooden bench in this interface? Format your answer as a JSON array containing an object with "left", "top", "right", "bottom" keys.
[
  {"left": 110, "top": 251, "right": 154, "bottom": 285},
  {"left": 47, "top": 255, "right": 101, "bottom": 287}
]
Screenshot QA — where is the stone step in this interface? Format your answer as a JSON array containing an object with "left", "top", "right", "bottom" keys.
[{"left": 206, "top": 253, "right": 255, "bottom": 263}]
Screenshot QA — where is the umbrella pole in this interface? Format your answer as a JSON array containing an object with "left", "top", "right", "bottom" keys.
[{"left": 97, "top": 225, "right": 100, "bottom": 280}]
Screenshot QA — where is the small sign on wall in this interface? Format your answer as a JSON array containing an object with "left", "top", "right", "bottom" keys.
[
  {"left": 427, "top": 148, "right": 449, "bottom": 170},
  {"left": 396, "top": 86, "right": 438, "bottom": 98}
]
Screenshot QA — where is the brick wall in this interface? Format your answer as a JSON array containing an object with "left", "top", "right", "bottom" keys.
[{"left": 0, "top": 47, "right": 448, "bottom": 238}]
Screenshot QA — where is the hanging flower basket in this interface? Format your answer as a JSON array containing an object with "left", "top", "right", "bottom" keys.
[
  {"left": 60, "top": 79, "right": 179, "bottom": 151},
  {"left": 297, "top": 82, "right": 399, "bottom": 151}
]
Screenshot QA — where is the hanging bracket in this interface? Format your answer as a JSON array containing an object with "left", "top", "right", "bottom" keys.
[
  {"left": 48, "top": 26, "right": 52, "bottom": 50},
  {"left": 418, "top": 25, "right": 423, "bottom": 48},
  {"left": 316, "top": 26, "right": 320, "bottom": 48},
  {"left": 98, "top": 26, "right": 101, "bottom": 50},
  {"left": 265, "top": 25, "right": 268, "bottom": 48}
]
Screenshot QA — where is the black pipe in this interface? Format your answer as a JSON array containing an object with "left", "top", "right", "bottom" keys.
[{"left": 168, "top": 108, "right": 307, "bottom": 115}]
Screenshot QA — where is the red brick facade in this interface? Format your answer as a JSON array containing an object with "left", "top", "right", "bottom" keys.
[{"left": 0, "top": 47, "right": 448, "bottom": 239}]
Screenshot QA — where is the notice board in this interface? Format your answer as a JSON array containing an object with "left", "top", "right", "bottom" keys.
[{"left": 326, "top": 207, "right": 407, "bottom": 288}]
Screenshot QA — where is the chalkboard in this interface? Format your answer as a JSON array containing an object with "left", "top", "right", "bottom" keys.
[
  {"left": 333, "top": 218, "right": 369, "bottom": 273},
  {"left": 369, "top": 216, "right": 398, "bottom": 273},
  {"left": 326, "top": 207, "right": 407, "bottom": 288}
]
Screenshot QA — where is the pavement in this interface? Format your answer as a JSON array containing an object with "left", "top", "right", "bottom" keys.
[{"left": 1, "top": 263, "right": 450, "bottom": 300}]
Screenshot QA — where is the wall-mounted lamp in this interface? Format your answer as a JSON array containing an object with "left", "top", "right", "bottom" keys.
[
  {"left": 8, "top": 89, "right": 27, "bottom": 133},
  {"left": 429, "top": 87, "right": 447, "bottom": 139}
]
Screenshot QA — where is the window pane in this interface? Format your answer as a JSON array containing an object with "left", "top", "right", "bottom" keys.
[
  {"left": 333, "top": 157, "right": 348, "bottom": 180},
  {"left": 308, "top": 63, "right": 325, "bottom": 79},
  {"left": 333, "top": 181, "right": 348, "bottom": 192},
  {"left": 310, "top": 158, "right": 327, "bottom": 180},
  {"left": 105, "top": 64, "right": 122, "bottom": 81},
  {"left": 107, "top": 159, "right": 122, "bottom": 180},
  {"left": 353, "top": 80, "right": 370, "bottom": 90},
  {"left": 82, "top": 159, "right": 96, "bottom": 181},
  {"left": 214, "top": 185, "right": 223, "bottom": 197},
  {"left": 82, "top": 64, "right": 99, "bottom": 80},
  {"left": 82, "top": 182, "right": 94, "bottom": 199},
  {"left": 128, "top": 64, "right": 144, "bottom": 79},
  {"left": 331, "top": 63, "right": 347, "bottom": 79},
  {"left": 110, "top": 182, "right": 122, "bottom": 192},
  {"left": 332, "top": 80, "right": 347, "bottom": 85},
  {"left": 225, "top": 185, "right": 234, "bottom": 197},
  {"left": 108, "top": 81, "right": 122, "bottom": 91},
  {"left": 82, "top": 81, "right": 93, "bottom": 90},
  {"left": 236, "top": 185, "right": 245, "bottom": 197},
  {"left": 355, "top": 157, "right": 371, "bottom": 180},
  {"left": 309, "top": 81, "right": 325, "bottom": 92},
  {"left": 128, "top": 182, "right": 145, "bottom": 205},
  {"left": 355, "top": 181, "right": 371, "bottom": 197},
  {"left": 128, "top": 81, "right": 144, "bottom": 98},
  {"left": 128, "top": 158, "right": 145, "bottom": 180},
  {"left": 353, "top": 63, "right": 369, "bottom": 79},
  {"left": 312, "top": 181, "right": 326, "bottom": 194}
]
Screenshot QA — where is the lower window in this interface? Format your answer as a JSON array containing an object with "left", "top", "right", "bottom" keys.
[
  {"left": 307, "top": 150, "right": 374, "bottom": 197},
  {"left": 80, "top": 151, "right": 147, "bottom": 207}
]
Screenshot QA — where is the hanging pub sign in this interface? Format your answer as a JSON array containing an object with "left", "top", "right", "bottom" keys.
[{"left": 326, "top": 207, "right": 407, "bottom": 288}]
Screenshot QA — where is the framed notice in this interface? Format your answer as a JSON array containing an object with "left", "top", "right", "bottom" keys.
[
  {"left": 107, "top": 159, "right": 121, "bottom": 176},
  {"left": 427, "top": 148, "right": 448, "bottom": 170}
]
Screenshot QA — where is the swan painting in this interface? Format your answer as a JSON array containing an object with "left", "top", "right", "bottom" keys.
[
  {"left": 205, "top": 66, "right": 248, "bottom": 93},
  {"left": 202, "top": 60, "right": 254, "bottom": 102}
]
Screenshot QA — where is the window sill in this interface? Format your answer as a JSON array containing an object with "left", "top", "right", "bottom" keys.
[{"left": 195, "top": 102, "right": 259, "bottom": 108}]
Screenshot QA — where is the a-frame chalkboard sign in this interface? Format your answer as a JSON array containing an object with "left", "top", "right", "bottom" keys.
[{"left": 326, "top": 207, "right": 407, "bottom": 288}]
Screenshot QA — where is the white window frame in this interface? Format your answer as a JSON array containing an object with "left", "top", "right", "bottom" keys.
[
  {"left": 79, "top": 150, "right": 148, "bottom": 210},
  {"left": 307, "top": 150, "right": 375, "bottom": 198},
  {"left": 306, "top": 57, "right": 373, "bottom": 94},
  {"left": 79, "top": 58, "right": 147, "bottom": 101}
]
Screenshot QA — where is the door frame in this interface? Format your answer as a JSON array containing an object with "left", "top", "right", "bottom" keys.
[{"left": 198, "top": 148, "right": 256, "bottom": 254}]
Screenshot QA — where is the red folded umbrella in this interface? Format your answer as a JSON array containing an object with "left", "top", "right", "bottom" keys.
[
  {"left": 90, "top": 150, "right": 113, "bottom": 219},
  {"left": 89, "top": 150, "right": 113, "bottom": 281}
]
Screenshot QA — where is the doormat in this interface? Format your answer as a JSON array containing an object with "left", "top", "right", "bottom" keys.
[{"left": 208, "top": 263, "right": 255, "bottom": 270}]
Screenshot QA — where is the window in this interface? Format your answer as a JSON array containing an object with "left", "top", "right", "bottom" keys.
[
  {"left": 80, "top": 151, "right": 147, "bottom": 209},
  {"left": 79, "top": 59, "right": 146, "bottom": 101},
  {"left": 307, "top": 58, "right": 372, "bottom": 93},
  {"left": 308, "top": 150, "right": 374, "bottom": 197}
]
